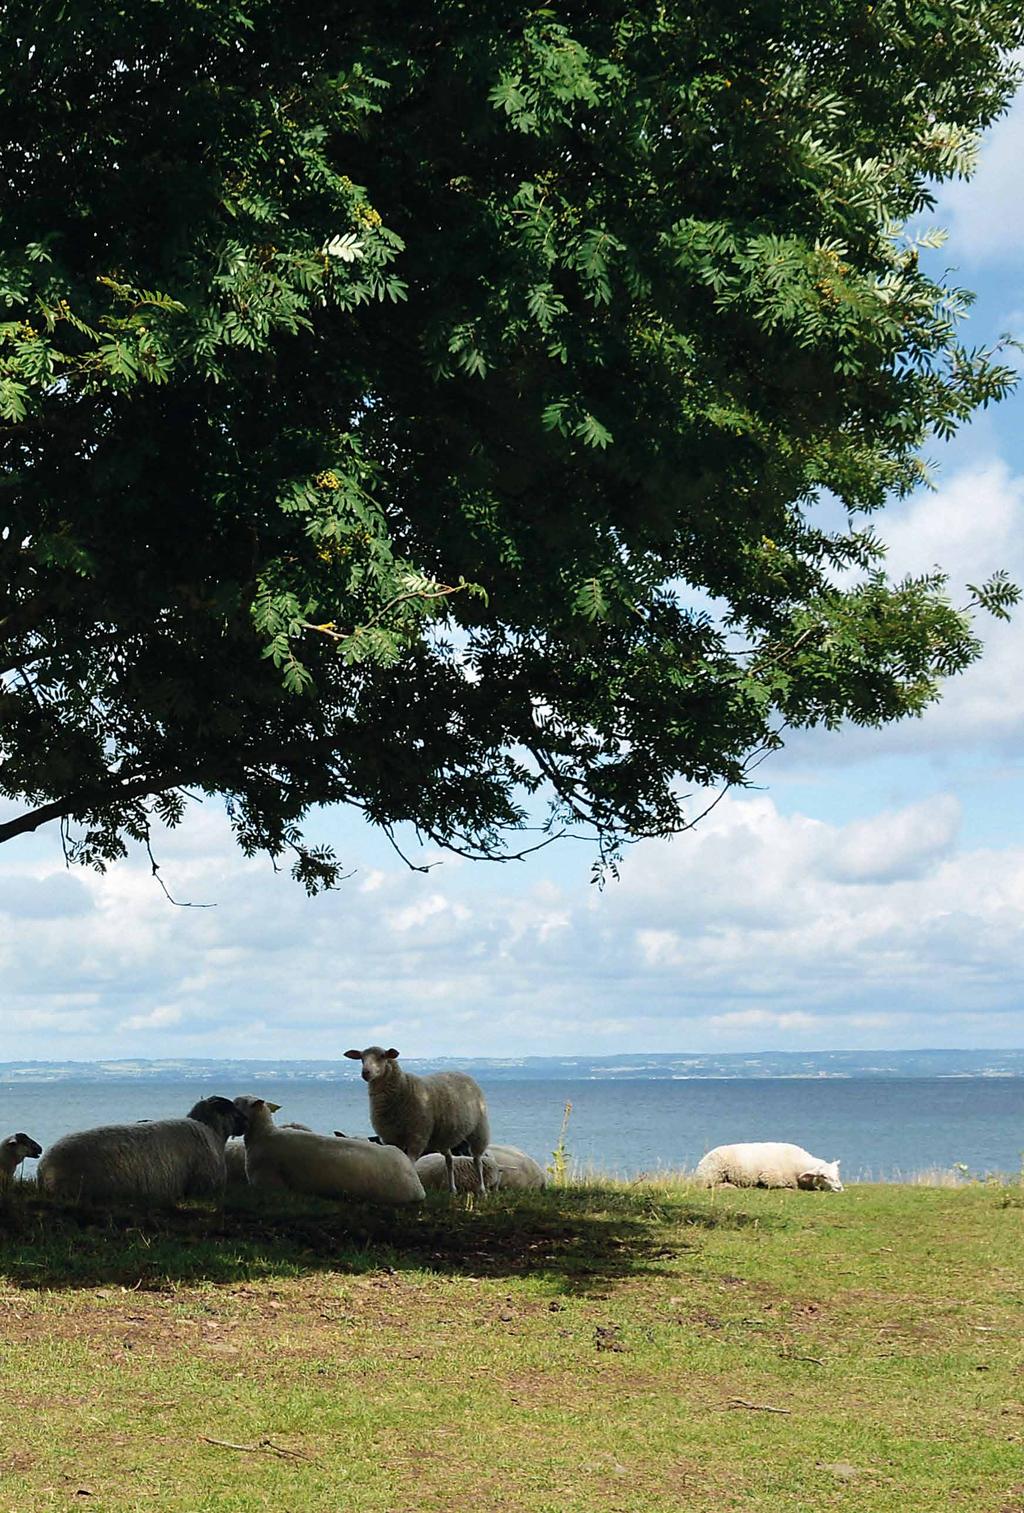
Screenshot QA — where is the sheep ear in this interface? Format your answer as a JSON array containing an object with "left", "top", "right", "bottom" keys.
[
  {"left": 343, "top": 1049, "right": 362, "bottom": 1060},
  {"left": 385, "top": 1048, "right": 400, "bottom": 1059},
  {"left": 265, "top": 1101, "right": 281, "bottom": 1113}
]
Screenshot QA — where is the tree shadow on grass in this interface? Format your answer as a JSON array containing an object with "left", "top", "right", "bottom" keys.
[{"left": 0, "top": 1182, "right": 775, "bottom": 1295}]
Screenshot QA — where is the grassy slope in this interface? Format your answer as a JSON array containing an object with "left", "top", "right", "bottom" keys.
[{"left": 1, "top": 1180, "right": 1023, "bottom": 1512}]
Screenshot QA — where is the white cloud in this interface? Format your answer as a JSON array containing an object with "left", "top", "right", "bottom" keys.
[
  {"left": 120, "top": 1004, "right": 184, "bottom": 1032},
  {"left": 826, "top": 796, "right": 960, "bottom": 883},
  {"left": 0, "top": 789, "right": 1021, "bottom": 1059},
  {"left": 938, "top": 82, "right": 1024, "bottom": 265},
  {"left": 708, "top": 1009, "right": 821, "bottom": 1034}
]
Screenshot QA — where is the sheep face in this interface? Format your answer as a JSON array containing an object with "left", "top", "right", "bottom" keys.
[
  {"left": 344, "top": 1046, "right": 399, "bottom": 1084},
  {"left": 4, "top": 1132, "right": 43, "bottom": 1165},
  {"left": 798, "top": 1161, "right": 843, "bottom": 1192},
  {"left": 232, "top": 1095, "right": 282, "bottom": 1121}
]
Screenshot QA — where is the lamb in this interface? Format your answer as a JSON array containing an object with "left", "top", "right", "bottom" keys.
[
  {"left": 0, "top": 1132, "right": 42, "bottom": 1189},
  {"left": 486, "top": 1144, "right": 547, "bottom": 1191},
  {"left": 225, "top": 1121, "right": 312, "bottom": 1188},
  {"left": 416, "top": 1152, "right": 501, "bottom": 1193},
  {"left": 36, "top": 1096, "right": 246, "bottom": 1205},
  {"left": 694, "top": 1142, "right": 843, "bottom": 1192},
  {"left": 234, "top": 1095, "right": 425, "bottom": 1204},
  {"left": 344, "top": 1045, "right": 490, "bottom": 1195}
]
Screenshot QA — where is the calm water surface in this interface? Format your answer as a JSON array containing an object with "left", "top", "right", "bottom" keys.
[{"left": 3, "top": 1076, "right": 1023, "bottom": 1181}]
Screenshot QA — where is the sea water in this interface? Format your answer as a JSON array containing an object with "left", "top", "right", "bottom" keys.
[{"left": 3, "top": 1075, "right": 1023, "bottom": 1182}]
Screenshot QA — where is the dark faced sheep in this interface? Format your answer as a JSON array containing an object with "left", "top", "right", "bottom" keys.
[{"left": 0, "top": 1132, "right": 43, "bottom": 1189}]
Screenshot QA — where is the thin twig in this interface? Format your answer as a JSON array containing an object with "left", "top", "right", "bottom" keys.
[
  {"left": 144, "top": 831, "right": 216, "bottom": 909},
  {"left": 727, "top": 1397, "right": 792, "bottom": 1414},
  {"left": 199, "top": 1435, "right": 316, "bottom": 1462},
  {"left": 301, "top": 583, "right": 465, "bottom": 643},
  {"left": 382, "top": 825, "right": 442, "bottom": 874}
]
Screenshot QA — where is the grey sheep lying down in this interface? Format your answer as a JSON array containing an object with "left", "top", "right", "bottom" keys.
[
  {"left": 1, "top": 1132, "right": 43, "bottom": 1188},
  {"left": 414, "top": 1147, "right": 547, "bottom": 1193},
  {"left": 36, "top": 1097, "right": 245, "bottom": 1205},
  {"left": 416, "top": 1152, "right": 502, "bottom": 1193}
]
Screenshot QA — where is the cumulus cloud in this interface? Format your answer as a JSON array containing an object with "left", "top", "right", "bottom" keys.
[
  {"left": 937, "top": 83, "right": 1024, "bottom": 266},
  {"left": 0, "top": 789, "right": 1021, "bottom": 1059},
  {"left": 825, "top": 796, "right": 961, "bottom": 883}
]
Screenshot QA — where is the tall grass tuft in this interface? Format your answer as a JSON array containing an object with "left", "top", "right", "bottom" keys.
[{"left": 547, "top": 1099, "right": 573, "bottom": 1184}]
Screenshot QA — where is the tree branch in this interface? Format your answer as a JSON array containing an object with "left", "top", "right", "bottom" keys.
[
  {"left": 300, "top": 582, "right": 466, "bottom": 643},
  {"left": 0, "top": 773, "right": 190, "bottom": 848}
]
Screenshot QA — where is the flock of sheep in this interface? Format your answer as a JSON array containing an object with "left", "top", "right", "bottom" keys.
[
  {"left": 0, "top": 1047, "right": 546, "bottom": 1207},
  {"left": 0, "top": 1044, "right": 846, "bottom": 1206}
]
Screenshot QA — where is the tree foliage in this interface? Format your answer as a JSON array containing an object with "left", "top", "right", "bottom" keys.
[{"left": 1, "top": 1, "right": 1021, "bottom": 886}]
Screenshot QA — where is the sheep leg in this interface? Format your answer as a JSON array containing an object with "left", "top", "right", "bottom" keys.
[
  {"left": 444, "top": 1150, "right": 457, "bottom": 1195},
  {"left": 473, "top": 1154, "right": 487, "bottom": 1196}
]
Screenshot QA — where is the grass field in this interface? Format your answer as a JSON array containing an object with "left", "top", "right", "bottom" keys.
[{"left": 2, "top": 1177, "right": 1023, "bottom": 1511}]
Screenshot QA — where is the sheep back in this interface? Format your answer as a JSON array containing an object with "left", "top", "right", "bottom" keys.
[
  {"left": 246, "top": 1127, "right": 425, "bottom": 1204},
  {"left": 37, "top": 1118, "right": 227, "bottom": 1205},
  {"left": 486, "top": 1144, "right": 547, "bottom": 1190}
]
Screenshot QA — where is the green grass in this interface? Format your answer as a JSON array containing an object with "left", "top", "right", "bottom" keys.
[{"left": 2, "top": 1178, "right": 1024, "bottom": 1511}]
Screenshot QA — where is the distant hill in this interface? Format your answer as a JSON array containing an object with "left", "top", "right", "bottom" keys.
[{"left": 2, "top": 1049, "right": 1024, "bottom": 1082}]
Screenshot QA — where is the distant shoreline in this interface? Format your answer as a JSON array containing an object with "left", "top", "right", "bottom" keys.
[{"left": 4, "top": 1048, "right": 1024, "bottom": 1083}]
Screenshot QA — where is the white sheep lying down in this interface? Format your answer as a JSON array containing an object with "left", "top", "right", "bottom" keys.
[
  {"left": 234, "top": 1096, "right": 425, "bottom": 1204},
  {"left": 36, "top": 1097, "right": 245, "bottom": 1205},
  {"left": 486, "top": 1144, "right": 547, "bottom": 1191},
  {"left": 1, "top": 1132, "right": 43, "bottom": 1188},
  {"left": 225, "top": 1122, "right": 312, "bottom": 1188},
  {"left": 695, "top": 1142, "right": 843, "bottom": 1192}
]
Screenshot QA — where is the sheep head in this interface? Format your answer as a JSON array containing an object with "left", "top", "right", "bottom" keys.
[
  {"left": 189, "top": 1095, "right": 250, "bottom": 1140},
  {"left": 3, "top": 1132, "right": 43, "bottom": 1165},
  {"left": 344, "top": 1046, "right": 400, "bottom": 1083},
  {"left": 231, "top": 1095, "right": 282, "bottom": 1134},
  {"left": 797, "top": 1160, "right": 843, "bottom": 1192}
]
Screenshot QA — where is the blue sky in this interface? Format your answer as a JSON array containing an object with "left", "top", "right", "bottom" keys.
[{"left": 2, "top": 89, "right": 1024, "bottom": 1062}]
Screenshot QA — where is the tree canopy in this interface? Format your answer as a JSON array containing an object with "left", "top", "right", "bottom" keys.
[{"left": 1, "top": 1, "right": 1021, "bottom": 887}]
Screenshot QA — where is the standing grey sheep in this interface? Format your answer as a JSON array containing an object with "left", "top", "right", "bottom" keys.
[
  {"left": 37, "top": 1097, "right": 246, "bottom": 1206},
  {"left": 0, "top": 1132, "right": 43, "bottom": 1189},
  {"left": 234, "top": 1096, "right": 425, "bottom": 1203},
  {"left": 344, "top": 1046, "right": 490, "bottom": 1195}
]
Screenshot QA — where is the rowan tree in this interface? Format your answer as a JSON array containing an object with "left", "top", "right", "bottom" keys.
[{"left": 1, "top": 1, "right": 1020, "bottom": 886}]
